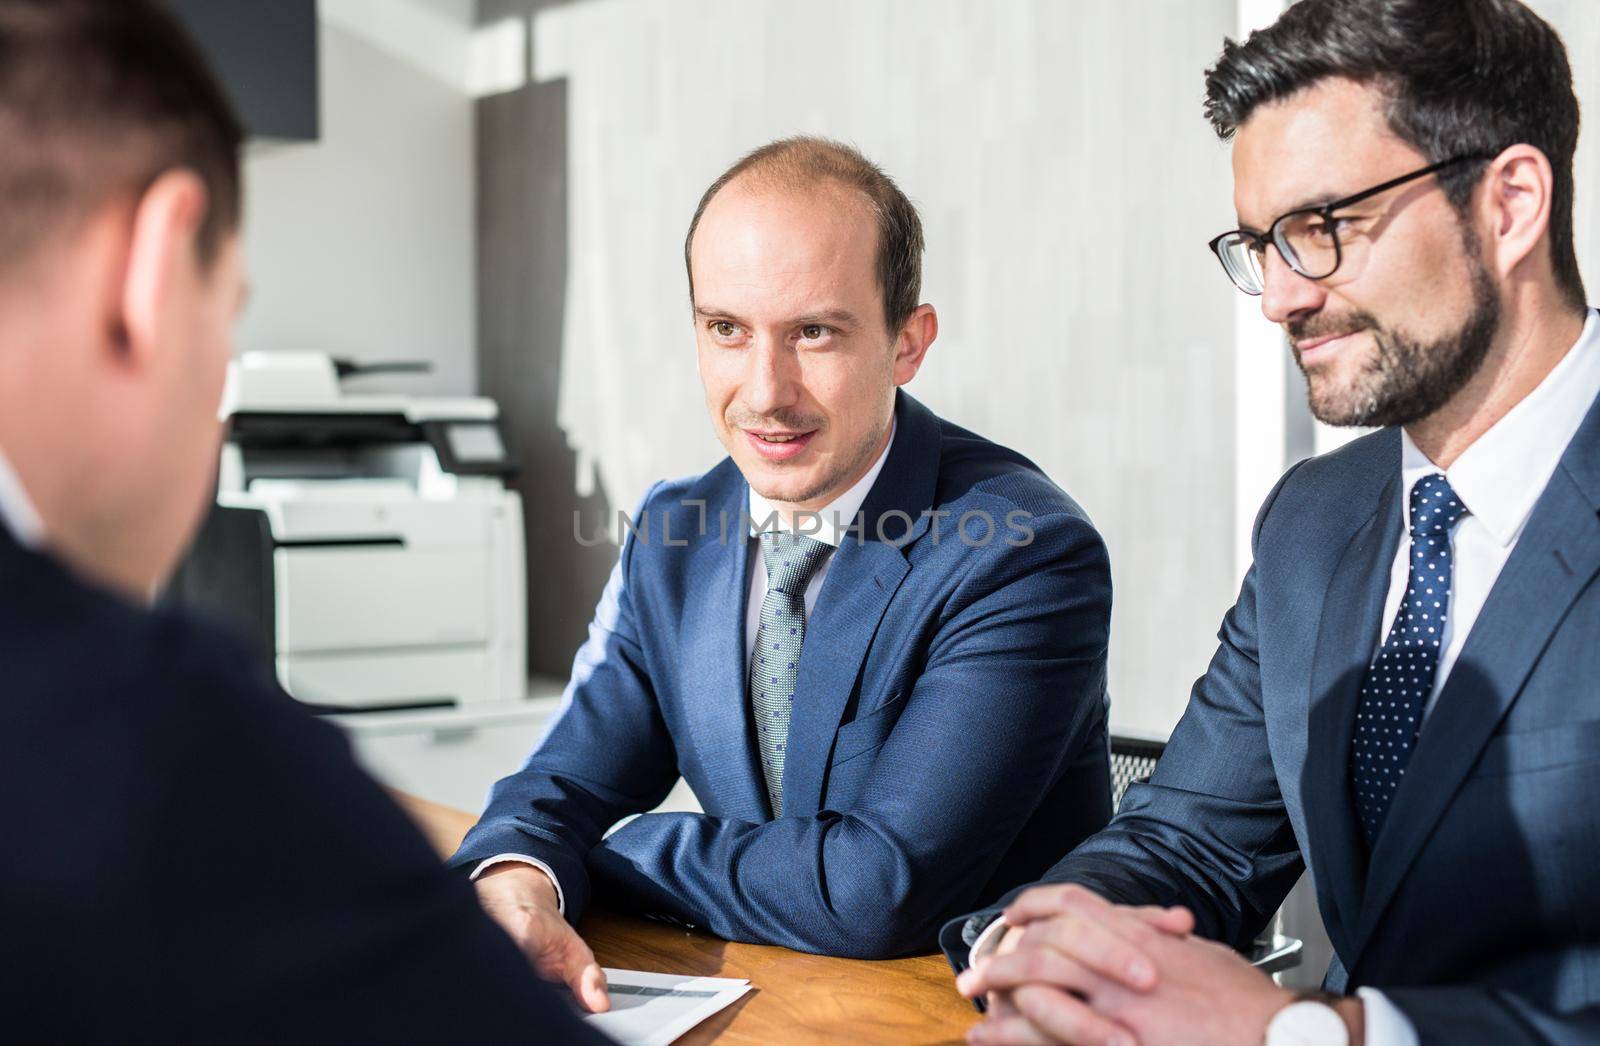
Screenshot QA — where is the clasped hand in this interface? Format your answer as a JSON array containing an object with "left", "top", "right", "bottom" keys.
[{"left": 955, "top": 884, "right": 1292, "bottom": 1045}]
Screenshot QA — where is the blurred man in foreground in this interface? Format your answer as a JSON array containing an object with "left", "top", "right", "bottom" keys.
[{"left": 0, "top": 2, "right": 604, "bottom": 1040}]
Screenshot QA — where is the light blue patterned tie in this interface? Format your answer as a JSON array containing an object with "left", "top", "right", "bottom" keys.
[
  {"left": 749, "top": 531, "right": 832, "bottom": 817},
  {"left": 1350, "top": 473, "right": 1469, "bottom": 847}
]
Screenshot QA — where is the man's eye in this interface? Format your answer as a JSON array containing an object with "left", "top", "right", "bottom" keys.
[
  {"left": 1307, "top": 216, "right": 1353, "bottom": 240},
  {"left": 801, "top": 324, "right": 828, "bottom": 341},
  {"left": 712, "top": 321, "right": 738, "bottom": 338}
]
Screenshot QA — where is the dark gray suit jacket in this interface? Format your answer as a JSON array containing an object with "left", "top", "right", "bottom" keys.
[{"left": 946, "top": 392, "right": 1600, "bottom": 1044}]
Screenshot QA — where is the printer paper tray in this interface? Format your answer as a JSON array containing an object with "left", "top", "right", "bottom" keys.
[
  {"left": 275, "top": 543, "right": 488, "bottom": 652},
  {"left": 279, "top": 647, "right": 490, "bottom": 710}
]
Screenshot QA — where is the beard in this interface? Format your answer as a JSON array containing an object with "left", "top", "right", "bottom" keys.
[{"left": 1291, "top": 247, "right": 1500, "bottom": 429}]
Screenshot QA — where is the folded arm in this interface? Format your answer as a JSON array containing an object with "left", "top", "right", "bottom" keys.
[
  {"left": 587, "top": 510, "right": 1114, "bottom": 958},
  {"left": 943, "top": 462, "right": 1312, "bottom": 974}
]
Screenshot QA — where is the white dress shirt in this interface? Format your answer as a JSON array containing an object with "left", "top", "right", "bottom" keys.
[
  {"left": 0, "top": 444, "right": 46, "bottom": 549},
  {"left": 743, "top": 420, "right": 896, "bottom": 668},
  {"left": 1358, "top": 308, "right": 1600, "bottom": 1046},
  {"left": 473, "top": 422, "right": 897, "bottom": 910},
  {"left": 1380, "top": 309, "right": 1600, "bottom": 716}
]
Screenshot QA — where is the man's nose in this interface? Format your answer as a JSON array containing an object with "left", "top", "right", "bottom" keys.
[
  {"left": 740, "top": 335, "right": 800, "bottom": 415},
  {"left": 1259, "top": 244, "right": 1326, "bottom": 325}
]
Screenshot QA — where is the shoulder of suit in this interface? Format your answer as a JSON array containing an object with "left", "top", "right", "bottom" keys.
[
  {"left": 930, "top": 415, "right": 1098, "bottom": 528},
  {"left": 1276, "top": 427, "right": 1399, "bottom": 499},
  {"left": 0, "top": 549, "right": 286, "bottom": 744},
  {"left": 635, "top": 458, "right": 740, "bottom": 514},
  {"left": 1256, "top": 427, "right": 1400, "bottom": 542},
  {"left": 0, "top": 550, "right": 334, "bottom": 916}
]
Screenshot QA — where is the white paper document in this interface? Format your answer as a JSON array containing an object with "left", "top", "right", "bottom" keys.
[{"left": 581, "top": 968, "right": 752, "bottom": 1046}]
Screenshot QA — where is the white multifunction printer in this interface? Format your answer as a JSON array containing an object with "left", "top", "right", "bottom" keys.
[{"left": 172, "top": 351, "right": 526, "bottom": 713}]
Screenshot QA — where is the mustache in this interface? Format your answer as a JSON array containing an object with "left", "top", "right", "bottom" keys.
[
  {"left": 726, "top": 409, "right": 825, "bottom": 432},
  {"left": 1286, "top": 309, "right": 1380, "bottom": 344}
]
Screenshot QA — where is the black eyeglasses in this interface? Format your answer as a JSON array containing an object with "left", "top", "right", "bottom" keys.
[{"left": 1207, "top": 153, "right": 1493, "bottom": 296}]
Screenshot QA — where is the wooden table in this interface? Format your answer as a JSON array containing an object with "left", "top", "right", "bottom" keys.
[{"left": 395, "top": 792, "right": 976, "bottom": 1044}]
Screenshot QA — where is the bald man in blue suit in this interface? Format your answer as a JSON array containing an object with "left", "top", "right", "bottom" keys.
[{"left": 456, "top": 137, "right": 1115, "bottom": 1001}]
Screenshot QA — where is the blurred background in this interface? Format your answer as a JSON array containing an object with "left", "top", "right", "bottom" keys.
[{"left": 170, "top": 0, "right": 1600, "bottom": 984}]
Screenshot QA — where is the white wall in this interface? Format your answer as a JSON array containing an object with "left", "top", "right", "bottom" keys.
[
  {"left": 532, "top": 0, "right": 1239, "bottom": 736},
  {"left": 237, "top": 1, "right": 477, "bottom": 395},
  {"left": 252, "top": 0, "right": 1600, "bottom": 737}
]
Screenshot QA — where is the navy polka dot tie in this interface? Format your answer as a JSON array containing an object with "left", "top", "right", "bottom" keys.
[
  {"left": 749, "top": 532, "right": 831, "bottom": 818},
  {"left": 1350, "top": 473, "right": 1470, "bottom": 847}
]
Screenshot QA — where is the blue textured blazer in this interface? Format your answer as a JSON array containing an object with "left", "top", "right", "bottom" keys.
[
  {"left": 946, "top": 390, "right": 1600, "bottom": 1043},
  {"left": 0, "top": 525, "right": 604, "bottom": 1042},
  {"left": 453, "top": 391, "right": 1114, "bottom": 958}
]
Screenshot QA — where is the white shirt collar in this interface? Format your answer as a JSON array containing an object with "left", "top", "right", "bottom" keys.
[
  {"left": 0, "top": 443, "right": 46, "bottom": 549},
  {"left": 1401, "top": 308, "right": 1600, "bottom": 547},
  {"left": 747, "top": 418, "right": 897, "bottom": 547}
]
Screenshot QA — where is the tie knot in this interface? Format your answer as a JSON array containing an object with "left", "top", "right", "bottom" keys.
[
  {"left": 759, "top": 531, "right": 832, "bottom": 596},
  {"left": 1407, "top": 473, "right": 1468, "bottom": 538}
]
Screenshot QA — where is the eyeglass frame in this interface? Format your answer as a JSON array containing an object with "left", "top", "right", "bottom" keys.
[{"left": 1206, "top": 152, "right": 1497, "bottom": 295}]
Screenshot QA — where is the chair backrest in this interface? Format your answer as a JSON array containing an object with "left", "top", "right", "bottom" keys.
[{"left": 1109, "top": 735, "right": 1167, "bottom": 814}]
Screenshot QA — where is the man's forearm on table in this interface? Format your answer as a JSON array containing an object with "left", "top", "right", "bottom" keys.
[{"left": 472, "top": 854, "right": 567, "bottom": 915}]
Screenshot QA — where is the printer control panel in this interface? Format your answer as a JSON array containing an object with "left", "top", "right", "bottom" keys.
[{"left": 422, "top": 420, "right": 514, "bottom": 476}]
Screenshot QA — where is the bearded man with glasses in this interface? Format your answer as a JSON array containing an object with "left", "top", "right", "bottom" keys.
[{"left": 948, "top": 1, "right": 1600, "bottom": 1044}]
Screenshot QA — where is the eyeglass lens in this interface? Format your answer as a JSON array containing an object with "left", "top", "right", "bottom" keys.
[{"left": 1215, "top": 211, "right": 1343, "bottom": 295}]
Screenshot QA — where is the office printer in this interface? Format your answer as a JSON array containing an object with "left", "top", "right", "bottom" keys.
[{"left": 172, "top": 352, "right": 526, "bottom": 713}]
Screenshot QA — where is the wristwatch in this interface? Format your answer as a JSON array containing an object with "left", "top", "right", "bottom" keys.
[
  {"left": 1265, "top": 995, "right": 1350, "bottom": 1045},
  {"left": 967, "top": 913, "right": 1010, "bottom": 968},
  {"left": 961, "top": 914, "right": 1010, "bottom": 1014}
]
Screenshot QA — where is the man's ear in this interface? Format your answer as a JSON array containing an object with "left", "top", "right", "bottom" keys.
[
  {"left": 118, "top": 169, "right": 209, "bottom": 369},
  {"left": 1480, "top": 144, "right": 1554, "bottom": 283},
  {"left": 892, "top": 303, "right": 938, "bottom": 386}
]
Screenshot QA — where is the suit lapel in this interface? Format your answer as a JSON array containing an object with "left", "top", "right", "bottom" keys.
[
  {"left": 779, "top": 391, "right": 939, "bottom": 817},
  {"left": 1352, "top": 463, "right": 1600, "bottom": 957},
  {"left": 1302, "top": 469, "right": 1402, "bottom": 955},
  {"left": 781, "top": 542, "right": 910, "bottom": 816},
  {"left": 680, "top": 467, "right": 771, "bottom": 821}
]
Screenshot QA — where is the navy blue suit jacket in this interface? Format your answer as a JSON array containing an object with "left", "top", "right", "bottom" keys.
[
  {"left": 0, "top": 525, "right": 604, "bottom": 1043},
  {"left": 453, "top": 391, "right": 1114, "bottom": 958},
  {"left": 946, "top": 392, "right": 1600, "bottom": 1043}
]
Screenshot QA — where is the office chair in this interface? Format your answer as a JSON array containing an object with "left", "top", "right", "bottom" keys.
[{"left": 1109, "top": 734, "right": 1303, "bottom": 977}]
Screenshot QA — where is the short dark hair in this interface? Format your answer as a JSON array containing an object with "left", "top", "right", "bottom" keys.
[
  {"left": 1204, "top": 0, "right": 1586, "bottom": 311},
  {"left": 684, "top": 136, "right": 926, "bottom": 333},
  {"left": 0, "top": 0, "right": 243, "bottom": 276}
]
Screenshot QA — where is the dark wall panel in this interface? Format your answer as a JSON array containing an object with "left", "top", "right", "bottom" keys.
[
  {"left": 170, "top": 0, "right": 319, "bottom": 141},
  {"left": 475, "top": 0, "right": 619, "bottom": 678}
]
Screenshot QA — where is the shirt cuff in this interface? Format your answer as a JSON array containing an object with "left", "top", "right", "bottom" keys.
[
  {"left": 470, "top": 854, "right": 566, "bottom": 916},
  {"left": 1357, "top": 988, "right": 1420, "bottom": 1046},
  {"left": 968, "top": 914, "right": 1010, "bottom": 968}
]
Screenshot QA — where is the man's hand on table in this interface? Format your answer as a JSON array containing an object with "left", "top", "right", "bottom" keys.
[
  {"left": 474, "top": 862, "right": 611, "bottom": 1013},
  {"left": 956, "top": 884, "right": 1341, "bottom": 1045}
]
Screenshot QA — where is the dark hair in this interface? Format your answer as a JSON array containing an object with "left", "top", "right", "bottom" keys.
[
  {"left": 0, "top": 0, "right": 243, "bottom": 275},
  {"left": 1205, "top": 0, "right": 1585, "bottom": 311},
  {"left": 684, "top": 136, "right": 926, "bottom": 333}
]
